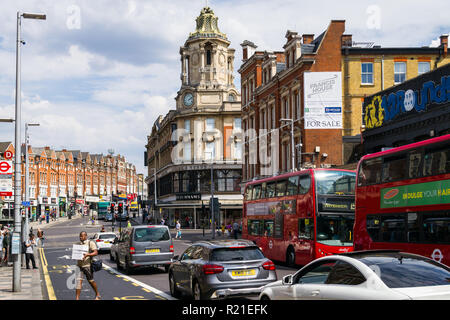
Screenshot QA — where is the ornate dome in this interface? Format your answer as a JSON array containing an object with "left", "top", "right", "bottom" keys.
[{"left": 188, "top": 7, "right": 227, "bottom": 41}]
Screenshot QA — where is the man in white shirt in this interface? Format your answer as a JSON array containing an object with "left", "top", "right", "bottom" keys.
[{"left": 25, "top": 234, "right": 38, "bottom": 269}]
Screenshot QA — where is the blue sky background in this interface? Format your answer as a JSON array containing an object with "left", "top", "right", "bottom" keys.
[{"left": 0, "top": 0, "right": 448, "bottom": 175}]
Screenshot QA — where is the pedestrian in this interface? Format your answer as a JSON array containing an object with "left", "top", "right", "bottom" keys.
[
  {"left": 127, "top": 220, "right": 132, "bottom": 228},
  {"left": 100, "top": 226, "right": 105, "bottom": 233},
  {"left": 75, "top": 231, "right": 101, "bottom": 300},
  {"left": 2, "top": 229, "right": 10, "bottom": 266},
  {"left": 37, "top": 228, "right": 44, "bottom": 247},
  {"left": 160, "top": 218, "right": 165, "bottom": 225},
  {"left": 142, "top": 208, "right": 147, "bottom": 224},
  {"left": 25, "top": 234, "right": 38, "bottom": 269},
  {"left": 0, "top": 227, "right": 4, "bottom": 264},
  {"left": 175, "top": 220, "right": 181, "bottom": 239},
  {"left": 221, "top": 224, "right": 225, "bottom": 237},
  {"left": 232, "top": 220, "right": 239, "bottom": 239}
]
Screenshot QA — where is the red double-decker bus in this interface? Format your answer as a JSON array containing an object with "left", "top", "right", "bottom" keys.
[
  {"left": 242, "top": 169, "right": 356, "bottom": 267},
  {"left": 354, "top": 134, "right": 450, "bottom": 266}
]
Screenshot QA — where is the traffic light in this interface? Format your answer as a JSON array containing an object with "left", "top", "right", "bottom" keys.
[
  {"left": 118, "top": 202, "right": 123, "bottom": 214},
  {"left": 110, "top": 203, "right": 115, "bottom": 213}
]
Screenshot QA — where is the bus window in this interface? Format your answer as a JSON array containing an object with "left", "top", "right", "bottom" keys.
[
  {"left": 316, "top": 215, "right": 354, "bottom": 246},
  {"left": 266, "top": 182, "right": 276, "bottom": 198},
  {"left": 286, "top": 176, "right": 299, "bottom": 196},
  {"left": 253, "top": 184, "right": 262, "bottom": 200},
  {"left": 423, "top": 146, "right": 450, "bottom": 176},
  {"left": 276, "top": 180, "right": 287, "bottom": 197},
  {"left": 264, "top": 220, "right": 274, "bottom": 237},
  {"left": 423, "top": 212, "right": 450, "bottom": 244},
  {"left": 358, "top": 158, "right": 382, "bottom": 186},
  {"left": 408, "top": 150, "right": 422, "bottom": 179},
  {"left": 316, "top": 171, "right": 356, "bottom": 195},
  {"left": 366, "top": 216, "right": 381, "bottom": 241},
  {"left": 380, "top": 215, "right": 406, "bottom": 242},
  {"left": 407, "top": 213, "right": 420, "bottom": 243},
  {"left": 245, "top": 186, "right": 253, "bottom": 201},
  {"left": 382, "top": 154, "right": 407, "bottom": 183},
  {"left": 298, "top": 218, "right": 314, "bottom": 240},
  {"left": 261, "top": 182, "right": 267, "bottom": 199},
  {"left": 249, "top": 220, "right": 263, "bottom": 236},
  {"left": 299, "top": 175, "right": 311, "bottom": 194}
]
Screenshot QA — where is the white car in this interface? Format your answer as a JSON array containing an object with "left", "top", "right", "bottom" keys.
[
  {"left": 91, "top": 232, "right": 117, "bottom": 252},
  {"left": 259, "top": 250, "right": 450, "bottom": 300}
]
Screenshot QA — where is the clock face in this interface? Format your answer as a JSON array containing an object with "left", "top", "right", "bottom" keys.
[{"left": 183, "top": 93, "right": 194, "bottom": 107}]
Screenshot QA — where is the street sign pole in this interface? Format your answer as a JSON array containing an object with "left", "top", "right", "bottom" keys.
[{"left": 13, "top": 11, "right": 23, "bottom": 292}]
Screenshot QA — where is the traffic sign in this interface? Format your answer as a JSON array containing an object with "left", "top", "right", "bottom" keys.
[
  {"left": 0, "top": 161, "right": 13, "bottom": 174},
  {"left": 0, "top": 176, "right": 13, "bottom": 196},
  {"left": 3, "top": 151, "right": 13, "bottom": 160},
  {"left": 22, "top": 201, "right": 31, "bottom": 207}
]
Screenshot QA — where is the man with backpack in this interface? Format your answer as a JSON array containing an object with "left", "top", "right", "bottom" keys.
[{"left": 24, "top": 234, "right": 38, "bottom": 269}]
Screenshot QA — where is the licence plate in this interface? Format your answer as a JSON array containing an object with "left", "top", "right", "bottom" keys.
[
  {"left": 104, "top": 241, "right": 110, "bottom": 244},
  {"left": 231, "top": 269, "right": 256, "bottom": 277},
  {"left": 145, "top": 249, "right": 160, "bottom": 253}
]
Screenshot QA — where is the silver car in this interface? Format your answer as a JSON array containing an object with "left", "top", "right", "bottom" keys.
[
  {"left": 259, "top": 250, "right": 450, "bottom": 300},
  {"left": 168, "top": 239, "right": 277, "bottom": 300},
  {"left": 114, "top": 225, "right": 174, "bottom": 274}
]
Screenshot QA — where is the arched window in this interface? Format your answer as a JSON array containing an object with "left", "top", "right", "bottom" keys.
[{"left": 206, "top": 50, "right": 211, "bottom": 65}]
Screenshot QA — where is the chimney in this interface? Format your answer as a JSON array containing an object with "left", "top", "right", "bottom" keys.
[
  {"left": 341, "top": 34, "right": 353, "bottom": 47},
  {"left": 302, "top": 34, "right": 314, "bottom": 44},
  {"left": 241, "top": 40, "right": 257, "bottom": 61},
  {"left": 441, "top": 34, "right": 448, "bottom": 57}
]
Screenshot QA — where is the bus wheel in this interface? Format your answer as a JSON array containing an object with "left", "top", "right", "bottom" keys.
[{"left": 286, "top": 247, "right": 295, "bottom": 267}]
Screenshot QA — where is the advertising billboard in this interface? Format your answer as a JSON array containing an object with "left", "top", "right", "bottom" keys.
[{"left": 304, "top": 72, "right": 343, "bottom": 129}]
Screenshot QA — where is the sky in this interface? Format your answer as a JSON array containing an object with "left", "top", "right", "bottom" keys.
[{"left": 0, "top": 0, "right": 448, "bottom": 176}]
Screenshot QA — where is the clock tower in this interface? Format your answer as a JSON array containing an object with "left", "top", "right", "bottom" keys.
[{"left": 176, "top": 6, "right": 240, "bottom": 111}]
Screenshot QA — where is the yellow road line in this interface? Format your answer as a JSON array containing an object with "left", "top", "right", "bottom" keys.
[
  {"left": 142, "top": 288, "right": 151, "bottom": 293},
  {"left": 39, "top": 248, "right": 57, "bottom": 300},
  {"left": 132, "top": 283, "right": 139, "bottom": 287}
]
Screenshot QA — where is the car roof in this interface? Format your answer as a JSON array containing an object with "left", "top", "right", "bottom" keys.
[{"left": 192, "top": 239, "right": 256, "bottom": 249}]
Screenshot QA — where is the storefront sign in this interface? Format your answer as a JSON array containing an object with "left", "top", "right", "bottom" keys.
[
  {"left": 85, "top": 196, "right": 99, "bottom": 202},
  {"left": 304, "top": 72, "right": 343, "bottom": 129},
  {"left": 364, "top": 64, "right": 450, "bottom": 129},
  {"left": 176, "top": 193, "right": 201, "bottom": 201},
  {"left": 381, "top": 180, "right": 450, "bottom": 208}
]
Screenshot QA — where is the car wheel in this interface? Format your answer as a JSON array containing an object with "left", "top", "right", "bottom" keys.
[
  {"left": 260, "top": 294, "right": 271, "bottom": 301},
  {"left": 125, "top": 257, "right": 133, "bottom": 275},
  {"left": 286, "top": 247, "right": 295, "bottom": 267},
  {"left": 116, "top": 254, "right": 121, "bottom": 270},
  {"left": 169, "top": 273, "right": 181, "bottom": 298},
  {"left": 192, "top": 280, "right": 204, "bottom": 300}
]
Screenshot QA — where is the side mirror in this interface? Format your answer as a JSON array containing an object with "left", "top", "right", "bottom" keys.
[
  {"left": 282, "top": 274, "right": 293, "bottom": 285},
  {"left": 173, "top": 255, "right": 179, "bottom": 261}
]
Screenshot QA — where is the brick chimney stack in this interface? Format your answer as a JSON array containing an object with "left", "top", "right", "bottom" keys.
[
  {"left": 440, "top": 34, "right": 448, "bottom": 57},
  {"left": 302, "top": 34, "right": 314, "bottom": 44},
  {"left": 341, "top": 34, "right": 353, "bottom": 47}
]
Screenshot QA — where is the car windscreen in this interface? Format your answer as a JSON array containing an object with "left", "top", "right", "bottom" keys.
[
  {"left": 133, "top": 228, "right": 170, "bottom": 242},
  {"left": 360, "top": 255, "right": 450, "bottom": 288},
  {"left": 211, "top": 247, "right": 265, "bottom": 262},
  {"left": 99, "top": 234, "right": 116, "bottom": 240}
]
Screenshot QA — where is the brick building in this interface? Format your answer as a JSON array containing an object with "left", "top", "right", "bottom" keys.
[
  {"left": 0, "top": 144, "right": 139, "bottom": 223},
  {"left": 239, "top": 20, "right": 346, "bottom": 182}
]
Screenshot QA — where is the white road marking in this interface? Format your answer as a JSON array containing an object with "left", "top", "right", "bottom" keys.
[{"left": 102, "top": 264, "right": 176, "bottom": 300}]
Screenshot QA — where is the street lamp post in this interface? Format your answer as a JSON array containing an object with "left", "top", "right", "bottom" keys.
[
  {"left": 280, "top": 118, "right": 296, "bottom": 172},
  {"left": 12, "top": 11, "right": 45, "bottom": 293},
  {"left": 150, "top": 168, "right": 157, "bottom": 223},
  {"left": 204, "top": 151, "right": 215, "bottom": 239},
  {"left": 23, "top": 123, "right": 39, "bottom": 242}
]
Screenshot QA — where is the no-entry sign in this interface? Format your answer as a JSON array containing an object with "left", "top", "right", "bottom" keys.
[{"left": 0, "top": 161, "right": 13, "bottom": 174}]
